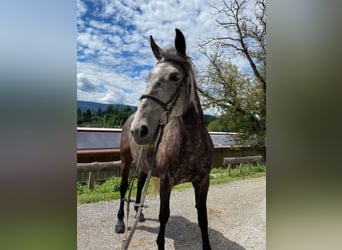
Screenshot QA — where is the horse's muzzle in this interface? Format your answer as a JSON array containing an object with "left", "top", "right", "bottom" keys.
[{"left": 131, "top": 124, "right": 153, "bottom": 145}]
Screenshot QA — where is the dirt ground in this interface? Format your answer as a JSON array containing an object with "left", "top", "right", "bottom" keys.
[{"left": 77, "top": 176, "right": 265, "bottom": 250}]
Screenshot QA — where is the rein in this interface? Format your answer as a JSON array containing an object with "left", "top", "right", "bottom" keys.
[
  {"left": 122, "top": 61, "right": 190, "bottom": 249},
  {"left": 121, "top": 122, "right": 165, "bottom": 250}
]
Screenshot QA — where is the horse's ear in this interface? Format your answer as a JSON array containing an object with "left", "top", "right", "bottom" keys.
[
  {"left": 150, "top": 35, "right": 162, "bottom": 60},
  {"left": 175, "top": 28, "right": 186, "bottom": 56}
]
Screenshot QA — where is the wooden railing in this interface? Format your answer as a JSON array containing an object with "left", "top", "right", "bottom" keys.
[
  {"left": 77, "top": 161, "right": 119, "bottom": 189},
  {"left": 77, "top": 127, "right": 261, "bottom": 186},
  {"left": 78, "top": 155, "right": 264, "bottom": 188},
  {"left": 222, "top": 155, "right": 263, "bottom": 175}
]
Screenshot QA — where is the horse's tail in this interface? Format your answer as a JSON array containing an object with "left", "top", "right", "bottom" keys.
[{"left": 151, "top": 177, "right": 160, "bottom": 196}]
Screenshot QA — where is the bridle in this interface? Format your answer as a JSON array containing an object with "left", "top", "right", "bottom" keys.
[
  {"left": 121, "top": 60, "right": 191, "bottom": 249},
  {"left": 139, "top": 61, "right": 189, "bottom": 125},
  {"left": 139, "top": 78, "right": 185, "bottom": 125},
  {"left": 137, "top": 61, "right": 189, "bottom": 173}
]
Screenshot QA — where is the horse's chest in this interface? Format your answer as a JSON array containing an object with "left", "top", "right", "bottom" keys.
[{"left": 157, "top": 135, "right": 213, "bottom": 184}]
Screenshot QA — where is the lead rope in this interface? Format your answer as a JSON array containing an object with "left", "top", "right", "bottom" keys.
[
  {"left": 121, "top": 123, "right": 165, "bottom": 250},
  {"left": 121, "top": 168, "right": 152, "bottom": 250},
  {"left": 122, "top": 146, "right": 144, "bottom": 247}
]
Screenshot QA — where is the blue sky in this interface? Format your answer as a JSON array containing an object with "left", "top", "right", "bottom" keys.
[{"left": 77, "top": 0, "right": 253, "bottom": 113}]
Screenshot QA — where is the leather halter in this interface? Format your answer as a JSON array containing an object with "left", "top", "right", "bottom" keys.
[
  {"left": 140, "top": 80, "right": 184, "bottom": 111},
  {"left": 139, "top": 75, "right": 186, "bottom": 124}
]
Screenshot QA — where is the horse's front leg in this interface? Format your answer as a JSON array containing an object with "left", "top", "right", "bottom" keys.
[
  {"left": 193, "top": 174, "right": 211, "bottom": 250},
  {"left": 115, "top": 175, "right": 128, "bottom": 233},
  {"left": 134, "top": 171, "right": 147, "bottom": 222},
  {"left": 115, "top": 156, "right": 132, "bottom": 234},
  {"left": 156, "top": 178, "right": 172, "bottom": 250}
]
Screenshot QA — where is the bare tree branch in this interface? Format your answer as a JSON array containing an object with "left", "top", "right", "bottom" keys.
[{"left": 199, "top": 0, "right": 266, "bottom": 150}]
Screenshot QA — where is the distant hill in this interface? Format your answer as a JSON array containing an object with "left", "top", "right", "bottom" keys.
[{"left": 77, "top": 100, "right": 136, "bottom": 112}]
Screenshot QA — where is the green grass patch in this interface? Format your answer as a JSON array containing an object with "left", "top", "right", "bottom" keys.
[{"left": 77, "top": 164, "right": 266, "bottom": 204}]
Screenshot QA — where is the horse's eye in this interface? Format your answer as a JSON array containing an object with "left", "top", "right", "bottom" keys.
[{"left": 169, "top": 73, "right": 179, "bottom": 81}]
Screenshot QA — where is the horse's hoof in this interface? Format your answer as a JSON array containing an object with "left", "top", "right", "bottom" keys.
[
  {"left": 115, "top": 220, "right": 125, "bottom": 234},
  {"left": 135, "top": 212, "right": 145, "bottom": 222}
]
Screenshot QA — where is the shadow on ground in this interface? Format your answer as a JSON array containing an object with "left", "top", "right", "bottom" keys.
[{"left": 137, "top": 215, "right": 245, "bottom": 250}]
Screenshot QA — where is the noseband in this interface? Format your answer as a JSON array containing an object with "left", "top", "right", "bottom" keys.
[
  {"left": 139, "top": 75, "right": 187, "bottom": 124},
  {"left": 140, "top": 79, "right": 184, "bottom": 111}
]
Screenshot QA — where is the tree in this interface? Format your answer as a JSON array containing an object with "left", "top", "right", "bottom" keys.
[
  {"left": 97, "top": 107, "right": 102, "bottom": 117},
  {"left": 199, "top": 0, "right": 266, "bottom": 157},
  {"left": 83, "top": 109, "right": 92, "bottom": 123},
  {"left": 77, "top": 108, "right": 83, "bottom": 124},
  {"left": 105, "top": 105, "right": 114, "bottom": 114},
  {"left": 208, "top": 117, "right": 231, "bottom": 132}
]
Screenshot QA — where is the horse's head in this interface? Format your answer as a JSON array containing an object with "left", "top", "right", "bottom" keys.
[{"left": 131, "top": 29, "right": 193, "bottom": 145}]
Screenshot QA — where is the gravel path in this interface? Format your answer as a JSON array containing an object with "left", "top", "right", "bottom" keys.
[{"left": 77, "top": 176, "right": 265, "bottom": 250}]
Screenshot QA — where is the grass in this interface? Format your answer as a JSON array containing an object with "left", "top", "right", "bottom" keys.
[{"left": 77, "top": 164, "right": 266, "bottom": 204}]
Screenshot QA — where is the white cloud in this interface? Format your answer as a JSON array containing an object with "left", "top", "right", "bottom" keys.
[
  {"left": 77, "top": 0, "right": 256, "bottom": 112},
  {"left": 77, "top": 61, "right": 146, "bottom": 106},
  {"left": 77, "top": 0, "right": 87, "bottom": 18}
]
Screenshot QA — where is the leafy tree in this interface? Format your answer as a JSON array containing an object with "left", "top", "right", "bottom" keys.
[
  {"left": 83, "top": 109, "right": 92, "bottom": 123},
  {"left": 199, "top": 0, "right": 266, "bottom": 158},
  {"left": 77, "top": 108, "right": 83, "bottom": 124},
  {"left": 203, "top": 114, "right": 217, "bottom": 127},
  {"left": 208, "top": 118, "right": 230, "bottom": 132},
  {"left": 105, "top": 105, "right": 114, "bottom": 114},
  {"left": 97, "top": 107, "right": 102, "bottom": 117},
  {"left": 77, "top": 105, "right": 136, "bottom": 128}
]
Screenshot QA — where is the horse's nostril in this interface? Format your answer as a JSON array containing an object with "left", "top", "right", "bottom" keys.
[{"left": 139, "top": 125, "right": 149, "bottom": 138}]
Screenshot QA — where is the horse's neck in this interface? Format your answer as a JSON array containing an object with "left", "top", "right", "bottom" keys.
[{"left": 182, "top": 101, "right": 206, "bottom": 131}]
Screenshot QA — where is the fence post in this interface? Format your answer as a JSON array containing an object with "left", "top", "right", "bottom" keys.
[
  {"left": 87, "top": 171, "right": 95, "bottom": 190},
  {"left": 239, "top": 163, "right": 243, "bottom": 174}
]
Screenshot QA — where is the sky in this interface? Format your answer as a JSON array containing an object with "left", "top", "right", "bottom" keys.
[{"left": 77, "top": 0, "right": 252, "bottom": 113}]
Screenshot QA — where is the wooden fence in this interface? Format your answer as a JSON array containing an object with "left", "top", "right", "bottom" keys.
[
  {"left": 77, "top": 161, "right": 137, "bottom": 189},
  {"left": 78, "top": 154, "right": 264, "bottom": 188},
  {"left": 222, "top": 155, "right": 263, "bottom": 175},
  {"left": 77, "top": 128, "right": 264, "bottom": 186}
]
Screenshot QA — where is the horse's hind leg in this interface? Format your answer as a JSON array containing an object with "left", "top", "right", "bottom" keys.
[
  {"left": 193, "top": 175, "right": 211, "bottom": 250},
  {"left": 115, "top": 158, "right": 131, "bottom": 234},
  {"left": 134, "top": 171, "right": 147, "bottom": 222}
]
